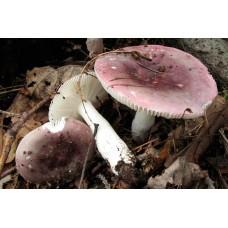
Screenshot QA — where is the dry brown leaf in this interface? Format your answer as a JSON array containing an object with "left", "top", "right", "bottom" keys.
[
  {"left": 26, "top": 65, "right": 83, "bottom": 100},
  {"left": 7, "top": 65, "right": 83, "bottom": 119},
  {"left": 57, "top": 65, "right": 83, "bottom": 82},
  {"left": 137, "top": 147, "right": 160, "bottom": 174},
  {"left": 170, "top": 125, "right": 184, "bottom": 141},
  {"left": 185, "top": 96, "right": 228, "bottom": 162},
  {"left": 0, "top": 97, "right": 51, "bottom": 175},
  {"left": 6, "top": 110, "right": 48, "bottom": 163},
  {"left": 147, "top": 96, "right": 227, "bottom": 189},
  {"left": 26, "top": 66, "right": 59, "bottom": 99},
  {"left": 147, "top": 157, "right": 212, "bottom": 189},
  {"left": 7, "top": 94, "right": 37, "bottom": 123},
  {"left": 137, "top": 133, "right": 175, "bottom": 174},
  {"left": 165, "top": 96, "right": 227, "bottom": 167},
  {"left": 159, "top": 139, "right": 171, "bottom": 160}
]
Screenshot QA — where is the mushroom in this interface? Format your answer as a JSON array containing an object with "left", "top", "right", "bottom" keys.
[
  {"left": 86, "top": 38, "right": 104, "bottom": 58},
  {"left": 94, "top": 45, "right": 218, "bottom": 143},
  {"left": 48, "top": 71, "right": 134, "bottom": 174},
  {"left": 16, "top": 117, "right": 95, "bottom": 184}
]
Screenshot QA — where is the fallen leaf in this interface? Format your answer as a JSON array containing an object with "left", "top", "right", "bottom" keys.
[
  {"left": 6, "top": 110, "right": 48, "bottom": 163},
  {"left": 159, "top": 139, "right": 171, "bottom": 160},
  {"left": 26, "top": 65, "right": 83, "bottom": 100},
  {"left": 185, "top": 96, "right": 228, "bottom": 162},
  {"left": 147, "top": 157, "right": 213, "bottom": 189},
  {"left": 26, "top": 66, "right": 59, "bottom": 99}
]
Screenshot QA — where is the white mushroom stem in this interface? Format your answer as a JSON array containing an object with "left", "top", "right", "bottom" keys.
[
  {"left": 131, "top": 110, "right": 155, "bottom": 143},
  {"left": 78, "top": 100, "right": 133, "bottom": 174}
]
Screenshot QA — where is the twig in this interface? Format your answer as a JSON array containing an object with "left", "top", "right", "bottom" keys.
[
  {"left": 219, "top": 127, "right": 228, "bottom": 154},
  {"left": 217, "top": 169, "right": 228, "bottom": 189},
  {"left": 0, "top": 85, "right": 24, "bottom": 92},
  {"left": 0, "top": 166, "right": 16, "bottom": 179},
  {"left": 97, "top": 173, "right": 111, "bottom": 189},
  {"left": 204, "top": 176, "right": 215, "bottom": 189},
  {"left": 132, "top": 138, "right": 159, "bottom": 152},
  {"left": 187, "top": 121, "right": 204, "bottom": 135},
  {"left": 0, "top": 110, "right": 20, "bottom": 116},
  {"left": 0, "top": 124, "right": 10, "bottom": 129},
  {"left": 0, "top": 175, "right": 11, "bottom": 189},
  {"left": 0, "top": 96, "right": 51, "bottom": 175},
  {"left": 0, "top": 88, "right": 21, "bottom": 95},
  {"left": 78, "top": 123, "right": 99, "bottom": 189},
  {"left": 137, "top": 62, "right": 160, "bottom": 73}
]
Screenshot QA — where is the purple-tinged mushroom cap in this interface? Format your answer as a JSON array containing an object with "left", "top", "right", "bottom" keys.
[
  {"left": 94, "top": 45, "right": 218, "bottom": 142},
  {"left": 16, "top": 118, "right": 95, "bottom": 184},
  {"left": 95, "top": 45, "right": 218, "bottom": 118}
]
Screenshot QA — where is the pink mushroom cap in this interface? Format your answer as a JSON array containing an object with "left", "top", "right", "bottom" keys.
[
  {"left": 16, "top": 118, "right": 95, "bottom": 184},
  {"left": 94, "top": 45, "right": 218, "bottom": 118}
]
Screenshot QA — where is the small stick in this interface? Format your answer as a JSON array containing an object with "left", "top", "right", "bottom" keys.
[
  {"left": 137, "top": 62, "right": 160, "bottom": 74},
  {"left": 0, "top": 85, "right": 24, "bottom": 92},
  {"left": 0, "top": 88, "right": 21, "bottom": 95},
  {"left": 78, "top": 123, "right": 99, "bottom": 189},
  {"left": 0, "top": 166, "right": 16, "bottom": 179},
  {"left": 219, "top": 128, "right": 228, "bottom": 144},
  {"left": 132, "top": 138, "right": 159, "bottom": 152},
  {"left": 0, "top": 110, "right": 20, "bottom": 116},
  {"left": 97, "top": 173, "right": 111, "bottom": 189},
  {"left": 219, "top": 128, "right": 228, "bottom": 154},
  {"left": 0, "top": 175, "right": 11, "bottom": 189},
  {"left": 217, "top": 169, "right": 228, "bottom": 189}
]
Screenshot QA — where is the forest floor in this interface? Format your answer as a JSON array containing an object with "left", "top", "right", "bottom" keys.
[{"left": 0, "top": 38, "right": 227, "bottom": 189}]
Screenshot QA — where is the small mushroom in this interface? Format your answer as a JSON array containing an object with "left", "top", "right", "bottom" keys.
[
  {"left": 94, "top": 45, "right": 218, "bottom": 143},
  {"left": 16, "top": 118, "right": 95, "bottom": 184},
  {"left": 86, "top": 38, "right": 104, "bottom": 58},
  {"left": 48, "top": 71, "right": 134, "bottom": 174}
]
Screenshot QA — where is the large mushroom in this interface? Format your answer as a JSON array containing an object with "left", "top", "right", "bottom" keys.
[
  {"left": 48, "top": 71, "right": 134, "bottom": 174},
  {"left": 94, "top": 45, "right": 218, "bottom": 143},
  {"left": 16, "top": 118, "right": 95, "bottom": 184}
]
